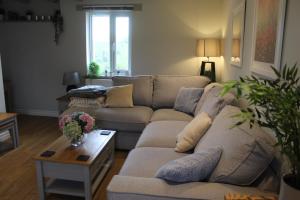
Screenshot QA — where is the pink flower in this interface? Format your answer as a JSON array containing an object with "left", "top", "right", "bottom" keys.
[
  {"left": 59, "top": 114, "right": 72, "bottom": 130},
  {"left": 79, "top": 113, "right": 95, "bottom": 133}
]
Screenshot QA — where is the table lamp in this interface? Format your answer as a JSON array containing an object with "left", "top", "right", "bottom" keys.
[
  {"left": 62, "top": 72, "right": 80, "bottom": 92},
  {"left": 196, "top": 39, "right": 221, "bottom": 82}
]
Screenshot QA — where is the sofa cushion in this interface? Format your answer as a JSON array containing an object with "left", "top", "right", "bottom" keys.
[
  {"left": 150, "top": 109, "right": 193, "bottom": 122},
  {"left": 119, "top": 147, "right": 187, "bottom": 178},
  {"left": 107, "top": 175, "right": 278, "bottom": 200},
  {"left": 197, "top": 86, "right": 237, "bottom": 118},
  {"left": 253, "top": 147, "right": 290, "bottom": 192},
  {"left": 174, "top": 87, "right": 204, "bottom": 115},
  {"left": 112, "top": 76, "right": 153, "bottom": 107},
  {"left": 105, "top": 84, "right": 134, "bottom": 108},
  {"left": 195, "top": 105, "right": 275, "bottom": 186},
  {"left": 175, "top": 112, "right": 212, "bottom": 153},
  {"left": 156, "top": 147, "right": 222, "bottom": 183},
  {"left": 136, "top": 121, "right": 189, "bottom": 148},
  {"left": 94, "top": 106, "right": 153, "bottom": 132},
  {"left": 194, "top": 83, "right": 226, "bottom": 116},
  {"left": 62, "top": 106, "right": 153, "bottom": 132},
  {"left": 152, "top": 75, "right": 210, "bottom": 108}
]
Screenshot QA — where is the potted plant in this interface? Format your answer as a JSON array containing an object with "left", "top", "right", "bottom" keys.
[
  {"left": 221, "top": 64, "right": 300, "bottom": 200},
  {"left": 88, "top": 62, "right": 100, "bottom": 78},
  {"left": 59, "top": 112, "right": 95, "bottom": 147}
]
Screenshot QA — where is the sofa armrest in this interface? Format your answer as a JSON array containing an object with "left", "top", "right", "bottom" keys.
[{"left": 107, "top": 175, "right": 277, "bottom": 200}]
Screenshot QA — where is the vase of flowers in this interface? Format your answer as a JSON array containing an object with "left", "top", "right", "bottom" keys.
[
  {"left": 222, "top": 64, "right": 300, "bottom": 200},
  {"left": 59, "top": 112, "right": 95, "bottom": 147}
]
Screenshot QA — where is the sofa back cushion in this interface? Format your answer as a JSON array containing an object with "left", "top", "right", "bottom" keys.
[
  {"left": 152, "top": 75, "right": 210, "bottom": 109},
  {"left": 112, "top": 76, "right": 153, "bottom": 107},
  {"left": 195, "top": 86, "right": 237, "bottom": 118},
  {"left": 195, "top": 83, "right": 223, "bottom": 114},
  {"left": 195, "top": 105, "right": 275, "bottom": 186}
]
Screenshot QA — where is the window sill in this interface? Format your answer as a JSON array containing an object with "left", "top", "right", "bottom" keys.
[{"left": 85, "top": 76, "right": 112, "bottom": 79}]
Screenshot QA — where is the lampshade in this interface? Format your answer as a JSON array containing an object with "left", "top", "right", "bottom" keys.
[
  {"left": 62, "top": 72, "right": 80, "bottom": 85},
  {"left": 231, "top": 39, "right": 240, "bottom": 58},
  {"left": 196, "top": 39, "right": 221, "bottom": 57}
]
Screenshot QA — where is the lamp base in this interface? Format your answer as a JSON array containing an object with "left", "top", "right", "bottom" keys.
[
  {"left": 200, "top": 61, "right": 216, "bottom": 82},
  {"left": 66, "top": 85, "right": 78, "bottom": 92}
]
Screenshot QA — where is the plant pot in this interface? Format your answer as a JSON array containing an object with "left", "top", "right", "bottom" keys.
[{"left": 279, "top": 175, "right": 300, "bottom": 200}]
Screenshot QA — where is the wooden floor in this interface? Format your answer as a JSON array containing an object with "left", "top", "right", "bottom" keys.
[{"left": 0, "top": 115, "right": 128, "bottom": 200}]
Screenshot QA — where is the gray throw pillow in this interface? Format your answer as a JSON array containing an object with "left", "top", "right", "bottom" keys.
[
  {"left": 155, "top": 147, "right": 222, "bottom": 183},
  {"left": 174, "top": 87, "right": 204, "bottom": 115}
]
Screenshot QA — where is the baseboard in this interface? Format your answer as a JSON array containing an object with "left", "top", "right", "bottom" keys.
[{"left": 15, "top": 108, "right": 59, "bottom": 117}]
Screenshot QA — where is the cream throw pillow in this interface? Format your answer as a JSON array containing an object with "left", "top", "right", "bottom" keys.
[
  {"left": 175, "top": 112, "right": 212, "bottom": 152},
  {"left": 105, "top": 84, "right": 134, "bottom": 108}
]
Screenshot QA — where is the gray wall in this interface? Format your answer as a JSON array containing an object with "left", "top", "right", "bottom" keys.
[
  {"left": 0, "top": 0, "right": 224, "bottom": 116},
  {"left": 222, "top": 0, "right": 300, "bottom": 81}
]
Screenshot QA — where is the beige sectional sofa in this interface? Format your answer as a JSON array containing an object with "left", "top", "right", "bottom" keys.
[
  {"left": 63, "top": 75, "right": 209, "bottom": 150},
  {"left": 62, "top": 75, "right": 284, "bottom": 199},
  {"left": 107, "top": 104, "right": 284, "bottom": 200}
]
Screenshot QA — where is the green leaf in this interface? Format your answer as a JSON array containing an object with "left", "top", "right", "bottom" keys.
[
  {"left": 272, "top": 66, "right": 281, "bottom": 78},
  {"left": 283, "top": 64, "right": 287, "bottom": 79},
  {"left": 227, "top": 63, "right": 300, "bottom": 180}
]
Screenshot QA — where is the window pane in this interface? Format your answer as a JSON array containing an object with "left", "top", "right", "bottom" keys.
[
  {"left": 92, "top": 15, "right": 110, "bottom": 75},
  {"left": 115, "top": 17, "right": 129, "bottom": 71}
]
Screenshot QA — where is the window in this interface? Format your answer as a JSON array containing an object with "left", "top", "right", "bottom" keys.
[{"left": 86, "top": 11, "right": 131, "bottom": 76}]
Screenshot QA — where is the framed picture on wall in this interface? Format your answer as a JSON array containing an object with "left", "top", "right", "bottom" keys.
[
  {"left": 231, "top": 0, "right": 246, "bottom": 67},
  {"left": 251, "top": 0, "right": 286, "bottom": 79}
]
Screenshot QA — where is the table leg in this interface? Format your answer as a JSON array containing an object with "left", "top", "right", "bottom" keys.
[
  {"left": 14, "top": 117, "right": 20, "bottom": 147},
  {"left": 84, "top": 167, "right": 92, "bottom": 200},
  {"left": 6, "top": 126, "right": 16, "bottom": 148},
  {"left": 35, "top": 161, "right": 46, "bottom": 200},
  {"left": 11, "top": 126, "right": 18, "bottom": 148}
]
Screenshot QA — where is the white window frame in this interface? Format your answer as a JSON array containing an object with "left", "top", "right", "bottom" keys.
[{"left": 86, "top": 10, "right": 132, "bottom": 76}]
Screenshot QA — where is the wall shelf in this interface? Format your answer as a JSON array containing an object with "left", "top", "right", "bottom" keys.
[{"left": 0, "top": 20, "right": 52, "bottom": 23}]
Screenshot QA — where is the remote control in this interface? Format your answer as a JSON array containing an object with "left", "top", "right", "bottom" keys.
[{"left": 100, "top": 130, "right": 111, "bottom": 135}]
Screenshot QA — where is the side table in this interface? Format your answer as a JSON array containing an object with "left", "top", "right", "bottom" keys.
[{"left": 0, "top": 113, "right": 19, "bottom": 148}]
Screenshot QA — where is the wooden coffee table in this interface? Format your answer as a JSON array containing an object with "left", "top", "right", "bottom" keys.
[{"left": 34, "top": 130, "right": 116, "bottom": 200}]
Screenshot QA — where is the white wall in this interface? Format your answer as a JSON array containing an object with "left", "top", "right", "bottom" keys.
[
  {"left": 222, "top": 0, "right": 300, "bottom": 81},
  {"left": 0, "top": 0, "right": 225, "bottom": 116},
  {"left": 59, "top": 0, "right": 224, "bottom": 76},
  {"left": 0, "top": 55, "right": 5, "bottom": 112}
]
